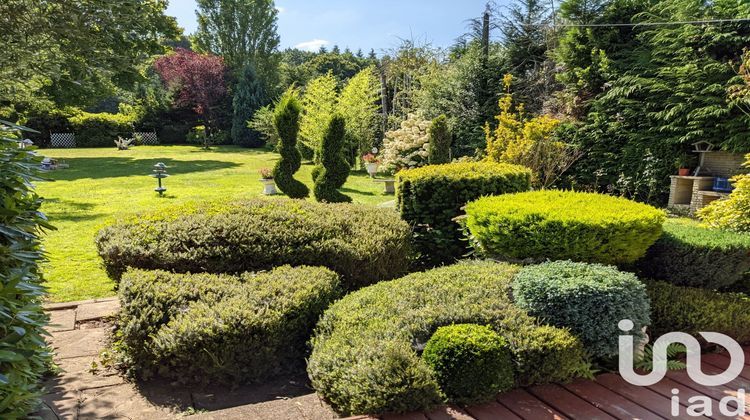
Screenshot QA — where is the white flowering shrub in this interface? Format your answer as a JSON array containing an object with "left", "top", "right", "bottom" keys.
[{"left": 381, "top": 114, "right": 431, "bottom": 173}]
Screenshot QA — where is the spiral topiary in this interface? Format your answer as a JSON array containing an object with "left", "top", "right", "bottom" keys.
[
  {"left": 272, "top": 88, "right": 309, "bottom": 198},
  {"left": 314, "top": 114, "right": 351, "bottom": 203},
  {"left": 428, "top": 114, "right": 451, "bottom": 164}
]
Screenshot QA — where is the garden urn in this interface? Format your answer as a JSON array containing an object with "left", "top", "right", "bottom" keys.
[
  {"left": 366, "top": 162, "right": 379, "bottom": 177},
  {"left": 261, "top": 178, "right": 277, "bottom": 195}
]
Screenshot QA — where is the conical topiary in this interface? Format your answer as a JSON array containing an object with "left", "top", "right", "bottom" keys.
[
  {"left": 273, "top": 89, "right": 309, "bottom": 198},
  {"left": 314, "top": 115, "right": 351, "bottom": 203}
]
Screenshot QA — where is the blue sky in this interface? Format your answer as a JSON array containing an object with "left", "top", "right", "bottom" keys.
[{"left": 166, "top": 0, "right": 504, "bottom": 52}]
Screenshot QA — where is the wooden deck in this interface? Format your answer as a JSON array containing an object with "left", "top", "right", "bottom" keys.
[{"left": 355, "top": 349, "right": 750, "bottom": 420}]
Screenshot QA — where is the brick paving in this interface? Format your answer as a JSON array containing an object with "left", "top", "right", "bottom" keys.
[{"left": 41, "top": 298, "right": 750, "bottom": 419}]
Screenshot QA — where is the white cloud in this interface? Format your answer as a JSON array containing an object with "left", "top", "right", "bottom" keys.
[
  {"left": 275, "top": 6, "right": 285, "bottom": 13},
  {"left": 294, "top": 39, "right": 330, "bottom": 52}
]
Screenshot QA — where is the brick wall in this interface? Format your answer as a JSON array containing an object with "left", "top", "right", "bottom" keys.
[{"left": 702, "top": 151, "right": 745, "bottom": 177}]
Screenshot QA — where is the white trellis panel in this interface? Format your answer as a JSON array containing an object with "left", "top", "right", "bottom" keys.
[
  {"left": 50, "top": 133, "right": 76, "bottom": 148},
  {"left": 134, "top": 131, "right": 159, "bottom": 145}
]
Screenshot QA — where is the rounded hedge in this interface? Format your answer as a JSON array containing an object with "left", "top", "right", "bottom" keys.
[
  {"left": 307, "top": 261, "right": 589, "bottom": 415},
  {"left": 117, "top": 265, "right": 342, "bottom": 384},
  {"left": 637, "top": 218, "right": 750, "bottom": 290},
  {"left": 96, "top": 199, "right": 413, "bottom": 290},
  {"left": 422, "top": 324, "right": 514, "bottom": 404},
  {"left": 464, "top": 190, "right": 665, "bottom": 265},
  {"left": 396, "top": 161, "right": 531, "bottom": 266},
  {"left": 512, "top": 261, "right": 651, "bottom": 359}
]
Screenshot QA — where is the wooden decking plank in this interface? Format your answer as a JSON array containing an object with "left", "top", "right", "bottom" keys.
[
  {"left": 562, "top": 378, "right": 665, "bottom": 419},
  {"left": 595, "top": 373, "right": 707, "bottom": 419},
  {"left": 496, "top": 388, "right": 568, "bottom": 420},
  {"left": 425, "top": 405, "right": 475, "bottom": 420},
  {"left": 527, "top": 383, "right": 616, "bottom": 420},
  {"left": 702, "top": 353, "right": 750, "bottom": 381},
  {"left": 665, "top": 369, "right": 750, "bottom": 417},
  {"left": 381, "top": 412, "right": 429, "bottom": 420},
  {"left": 464, "top": 401, "right": 522, "bottom": 420}
]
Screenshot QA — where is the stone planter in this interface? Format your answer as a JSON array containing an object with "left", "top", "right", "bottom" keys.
[
  {"left": 260, "top": 178, "right": 277, "bottom": 195},
  {"left": 365, "top": 162, "right": 379, "bottom": 177}
]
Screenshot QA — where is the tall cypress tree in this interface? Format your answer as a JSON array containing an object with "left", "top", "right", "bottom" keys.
[{"left": 232, "top": 64, "right": 266, "bottom": 147}]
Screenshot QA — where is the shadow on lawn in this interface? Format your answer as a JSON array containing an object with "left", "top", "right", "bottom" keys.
[{"left": 42, "top": 157, "right": 241, "bottom": 181}]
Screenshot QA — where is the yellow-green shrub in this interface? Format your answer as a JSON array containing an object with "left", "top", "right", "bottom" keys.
[
  {"left": 698, "top": 153, "right": 750, "bottom": 233},
  {"left": 396, "top": 162, "right": 531, "bottom": 266},
  {"left": 68, "top": 111, "right": 135, "bottom": 147},
  {"left": 465, "top": 190, "right": 665, "bottom": 265}
]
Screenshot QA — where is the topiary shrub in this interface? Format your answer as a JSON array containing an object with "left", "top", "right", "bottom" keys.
[
  {"left": 95, "top": 199, "right": 413, "bottom": 290},
  {"left": 68, "top": 110, "right": 136, "bottom": 147},
  {"left": 512, "top": 261, "right": 650, "bottom": 359},
  {"left": 698, "top": 153, "right": 750, "bottom": 233},
  {"left": 645, "top": 279, "right": 750, "bottom": 344},
  {"left": 307, "top": 261, "right": 589, "bottom": 415},
  {"left": 428, "top": 115, "right": 451, "bottom": 164},
  {"left": 396, "top": 161, "right": 531, "bottom": 266},
  {"left": 465, "top": 190, "right": 665, "bottom": 265},
  {"left": 637, "top": 218, "right": 750, "bottom": 290},
  {"left": 272, "top": 88, "right": 309, "bottom": 198},
  {"left": 422, "top": 324, "right": 514, "bottom": 404},
  {"left": 314, "top": 115, "right": 351, "bottom": 203},
  {"left": 116, "top": 265, "right": 341, "bottom": 384}
]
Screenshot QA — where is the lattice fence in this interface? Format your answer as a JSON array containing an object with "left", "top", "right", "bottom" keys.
[
  {"left": 50, "top": 133, "right": 76, "bottom": 148},
  {"left": 134, "top": 131, "right": 159, "bottom": 145}
]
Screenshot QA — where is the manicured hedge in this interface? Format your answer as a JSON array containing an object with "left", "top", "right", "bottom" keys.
[
  {"left": 116, "top": 266, "right": 341, "bottom": 383},
  {"left": 422, "top": 324, "right": 514, "bottom": 404},
  {"left": 307, "top": 261, "right": 589, "bottom": 415},
  {"left": 465, "top": 190, "right": 665, "bottom": 265},
  {"left": 645, "top": 279, "right": 750, "bottom": 344},
  {"left": 96, "top": 199, "right": 413, "bottom": 290},
  {"left": 396, "top": 162, "right": 531, "bottom": 266},
  {"left": 637, "top": 218, "right": 750, "bottom": 290},
  {"left": 68, "top": 111, "right": 136, "bottom": 147},
  {"left": 513, "top": 261, "right": 650, "bottom": 359}
]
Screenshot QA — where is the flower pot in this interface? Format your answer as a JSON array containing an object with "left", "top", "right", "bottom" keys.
[
  {"left": 678, "top": 168, "right": 690, "bottom": 176},
  {"left": 260, "top": 178, "right": 277, "bottom": 195},
  {"left": 365, "top": 162, "right": 379, "bottom": 177}
]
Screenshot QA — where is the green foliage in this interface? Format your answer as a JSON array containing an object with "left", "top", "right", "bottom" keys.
[
  {"left": 428, "top": 115, "right": 451, "bottom": 164},
  {"left": 634, "top": 343, "right": 686, "bottom": 372},
  {"left": 116, "top": 265, "right": 341, "bottom": 384},
  {"left": 422, "top": 324, "right": 514, "bottom": 404},
  {"left": 645, "top": 280, "right": 750, "bottom": 344},
  {"left": 272, "top": 88, "right": 309, "bottom": 198},
  {"left": 231, "top": 64, "right": 266, "bottom": 147},
  {"left": 194, "top": 0, "right": 281, "bottom": 91},
  {"left": 314, "top": 115, "right": 351, "bottom": 203},
  {"left": 336, "top": 67, "right": 381, "bottom": 163},
  {"left": 308, "top": 261, "right": 589, "bottom": 415},
  {"left": 95, "top": 198, "right": 413, "bottom": 290},
  {"left": 637, "top": 218, "right": 750, "bottom": 290},
  {"left": 0, "top": 122, "right": 54, "bottom": 418},
  {"left": 699, "top": 154, "right": 750, "bottom": 233},
  {"left": 465, "top": 190, "right": 665, "bottom": 265},
  {"left": 247, "top": 104, "right": 278, "bottom": 147},
  {"left": 299, "top": 72, "right": 339, "bottom": 157},
  {"left": 67, "top": 111, "right": 136, "bottom": 147},
  {"left": 397, "top": 161, "right": 531, "bottom": 266},
  {"left": 513, "top": 261, "right": 650, "bottom": 359}
]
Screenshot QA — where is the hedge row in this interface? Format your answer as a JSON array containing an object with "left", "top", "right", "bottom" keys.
[
  {"left": 67, "top": 111, "right": 136, "bottom": 147},
  {"left": 307, "top": 261, "right": 589, "bottom": 415},
  {"left": 96, "top": 199, "right": 413, "bottom": 290},
  {"left": 637, "top": 218, "right": 750, "bottom": 290},
  {"left": 396, "top": 162, "right": 531, "bottom": 266},
  {"left": 465, "top": 190, "right": 665, "bottom": 265},
  {"left": 645, "top": 280, "right": 750, "bottom": 344},
  {"left": 116, "top": 266, "right": 341, "bottom": 383}
]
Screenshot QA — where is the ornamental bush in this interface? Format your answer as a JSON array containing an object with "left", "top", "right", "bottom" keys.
[
  {"left": 422, "top": 324, "right": 514, "bottom": 404},
  {"left": 273, "top": 88, "right": 309, "bottom": 198},
  {"left": 645, "top": 280, "right": 750, "bottom": 344},
  {"left": 465, "top": 190, "right": 665, "bottom": 265},
  {"left": 512, "top": 261, "right": 650, "bottom": 359},
  {"left": 637, "top": 218, "right": 750, "bottom": 290},
  {"left": 698, "top": 153, "right": 750, "bottom": 233},
  {"left": 396, "top": 161, "right": 531, "bottom": 266},
  {"left": 116, "top": 266, "right": 341, "bottom": 384},
  {"left": 95, "top": 199, "right": 413, "bottom": 290},
  {"left": 381, "top": 113, "right": 431, "bottom": 172},
  {"left": 307, "top": 261, "right": 589, "bottom": 415},
  {"left": 428, "top": 115, "right": 451, "bottom": 164},
  {"left": 314, "top": 115, "right": 351, "bottom": 203},
  {"left": 68, "top": 110, "right": 136, "bottom": 147}
]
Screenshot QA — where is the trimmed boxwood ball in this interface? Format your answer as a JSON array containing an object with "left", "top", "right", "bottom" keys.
[
  {"left": 512, "top": 261, "right": 651, "bottom": 359},
  {"left": 95, "top": 198, "right": 413, "bottom": 290},
  {"left": 307, "top": 261, "right": 589, "bottom": 415},
  {"left": 396, "top": 161, "right": 531, "bottom": 266},
  {"left": 422, "top": 324, "right": 514, "bottom": 404},
  {"left": 637, "top": 218, "right": 750, "bottom": 290},
  {"left": 465, "top": 190, "right": 665, "bottom": 265},
  {"left": 116, "top": 265, "right": 341, "bottom": 384}
]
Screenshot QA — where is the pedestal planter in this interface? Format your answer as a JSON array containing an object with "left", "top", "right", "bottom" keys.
[
  {"left": 365, "top": 162, "right": 379, "bottom": 177},
  {"left": 260, "top": 179, "right": 277, "bottom": 195}
]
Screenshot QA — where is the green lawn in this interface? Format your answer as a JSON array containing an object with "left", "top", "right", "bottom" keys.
[{"left": 36, "top": 145, "right": 393, "bottom": 302}]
